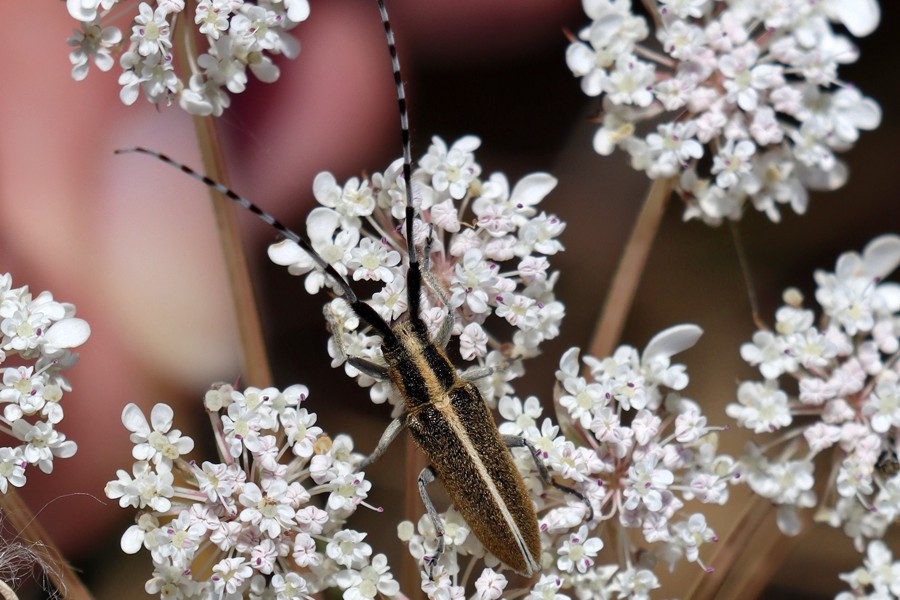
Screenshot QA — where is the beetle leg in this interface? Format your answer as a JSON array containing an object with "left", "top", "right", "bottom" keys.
[
  {"left": 421, "top": 226, "right": 455, "bottom": 349},
  {"left": 359, "top": 416, "right": 406, "bottom": 469},
  {"left": 503, "top": 435, "right": 595, "bottom": 522},
  {"left": 347, "top": 357, "right": 389, "bottom": 380},
  {"left": 417, "top": 466, "right": 445, "bottom": 580},
  {"left": 433, "top": 304, "right": 454, "bottom": 350},
  {"left": 459, "top": 366, "right": 494, "bottom": 382},
  {"left": 324, "top": 304, "right": 389, "bottom": 380}
]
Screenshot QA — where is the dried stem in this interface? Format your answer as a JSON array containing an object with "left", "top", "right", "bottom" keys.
[
  {"left": 587, "top": 177, "right": 672, "bottom": 359},
  {"left": 175, "top": 6, "right": 273, "bottom": 388},
  {"left": 685, "top": 491, "right": 802, "bottom": 599},
  {"left": 0, "top": 490, "right": 92, "bottom": 600},
  {"left": 189, "top": 115, "right": 274, "bottom": 387}
]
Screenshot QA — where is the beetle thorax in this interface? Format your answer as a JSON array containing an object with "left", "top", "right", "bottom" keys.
[{"left": 383, "top": 321, "right": 458, "bottom": 410}]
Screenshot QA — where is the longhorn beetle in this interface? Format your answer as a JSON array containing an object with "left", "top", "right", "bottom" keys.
[{"left": 119, "top": 0, "right": 592, "bottom": 578}]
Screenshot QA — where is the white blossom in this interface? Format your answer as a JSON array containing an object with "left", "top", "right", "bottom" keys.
[
  {"left": 106, "top": 383, "right": 399, "bottom": 598},
  {"left": 568, "top": 0, "right": 882, "bottom": 223},
  {"left": 271, "top": 136, "right": 567, "bottom": 410},
  {"left": 0, "top": 274, "right": 87, "bottom": 491},
  {"left": 729, "top": 235, "right": 900, "bottom": 544},
  {"left": 65, "top": 0, "right": 311, "bottom": 115}
]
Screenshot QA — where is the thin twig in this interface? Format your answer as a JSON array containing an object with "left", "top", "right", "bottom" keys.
[
  {"left": 729, "top": 221, "right": 767, "bottom": 331},
  {"left": 0, "top": 490, "right": 92, "bottom": 600},
  {"left": 587, "top": 177, "right": 672, "bottom": 359}
]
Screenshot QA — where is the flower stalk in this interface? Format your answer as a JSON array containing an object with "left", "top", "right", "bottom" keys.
[
  {"left": 588, "top": 176, "right": 672, "bottom": 359},
  {"left": 174, "top": 20, "right": 273, "bottom": 388},
  {"left": 189, "top": 114, "right": 274, "bottom": 388}
]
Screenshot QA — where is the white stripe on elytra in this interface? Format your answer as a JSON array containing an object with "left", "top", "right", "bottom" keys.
[
  {"left": 398, "top": 325, "right": 538, "bottom": 573},
  {"left": 441, "top": 403, "right": 538, "bottom": 574}
]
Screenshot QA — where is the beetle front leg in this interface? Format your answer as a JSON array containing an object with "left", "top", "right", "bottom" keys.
[
  {"left": 418, "top": 466, "right": 445, "bottom": 579},
  {"left": 359, "top": 416, "right": 406, "bottom": 470},
  {"left": 347, "top": 357, "right": 390, "bottom": 380},
  {"left": 421, "top": 226, "right": 455, "bottom": 349},
  {"left": 503, "top": 435, "right": 595, "bottom": 522},
  {"left": 324, "top": 304, "right": 389, "bottom": 380}
]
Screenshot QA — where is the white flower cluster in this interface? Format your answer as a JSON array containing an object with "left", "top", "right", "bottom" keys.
[
  {"left": 727, "top": 235, "right": 900, "bottom": 547},
  {"left": 837, "top": 540, "right": 900, "bottom": 599},
  {"left": 268, "top": 135, "right": 567, "bottom": 412},
  {"left": 566, "top": 0, "right": 882, "bottom": 224},
  {"left": 0, "top": 273, "right": 88, "bottom": 493},
  {"left": 65, "top": 0, "right": 309, "bottom": 116},
  {"left": 105, "top": 384, "right": 400, "bottom": 599},
  {"left": 399, "top": 326, "right": 738, "bottom": 598}
]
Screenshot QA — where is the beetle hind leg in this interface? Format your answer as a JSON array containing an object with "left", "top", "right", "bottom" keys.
[
  {"left": 417, "top": 466, "right": 445, "bottom": 580},
  {"left": 503, "top": 435, "right": 595, "bottom": 522},
  {"left": 359, "top": 416, "right": 407, "bottom": 470}
]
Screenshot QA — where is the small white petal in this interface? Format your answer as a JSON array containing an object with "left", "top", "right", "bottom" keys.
[
  {"left": 250, "top": 59, "right": 280, "bottom": 84},
  {"left": 67, "top": 0, "right": 97, "bottom": 21},
  {"left": 44, "top": 318, "right": 91, "bottom": 348},
  {"left": 643, "top": 324, "right": 703, "bottom": 361},
  {"left": 286, "top": 0, "right": 310, "bottom": 22},
  {"left": 305, "top": 207, "right": 340, "bottom": 244},
  {"left": 268, "top": 239, "right": 308, "bottom": 266},
  {"left": 801, "top": 161, "right": 848, "bottom": 191},
  {"left": 149, "top": 403, "right": 174, "bottom": 431},
  {"left": 121, "top": 525, "right": 145, "bottom": 554},
  {"left": 454, "top": 135, "right": 481, "bottom": 153},
  {"left": 862, "top": 235, "right": 900, "bottom": 280},
  {"left": 566, "top": 43, "right": 595, "bottom": 76},
  {"left": 510, "top": 173, "right": 558, "bottom": 207},
  {"left": 833, "top": 0, "right": 880, "bottom": 36},
  {"left": 847, "top": 98, "right": 882, "bottom": 130},
  {"left": 312, "top": 172, "right": 340, "bottom": 206},
  {"left": 54, "top": 441, "right": 78, "bottom": 459},
  {"left": 122, "top": 403, "right": 150, "bottom": 435}
]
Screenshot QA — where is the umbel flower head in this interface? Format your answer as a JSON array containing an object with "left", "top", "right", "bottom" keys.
[
  {"left": 105, "top": 384, "right": 400, "bottom": 599},
  {"left": 398, "top": 325, "right": 738, "bottom": 598},
  {"left": 268, "top": 135, "right": 567, "bottom": 414},
  {"left": 566, "top": 0, "right": 882, "bottom": 224},
  {"left": 727, "top": 234, "right": 900, "bottom": 548},
  {"left": 65, "top": 0, "right": 310, "bottom": 116},
  {"left": 837, "top": 539, "right": 900, "bottom": 599},
  {"left": 0, "top": 273, "right": 89, "bottom": 492}
]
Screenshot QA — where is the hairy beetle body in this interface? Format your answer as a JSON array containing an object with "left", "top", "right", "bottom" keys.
[{"left": 385, "top": 321, "right": 541, "bottom": 575}]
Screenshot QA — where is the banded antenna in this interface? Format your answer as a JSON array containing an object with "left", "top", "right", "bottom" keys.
[
  {"left": 115, "top": 146, "right": 394, "bottom": 340},
  {"left": 116, "top": 0, "right": 420, "bottom": 344},
  {"left": 375, "top": 0, "right": 424, "bottom": 321}
]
